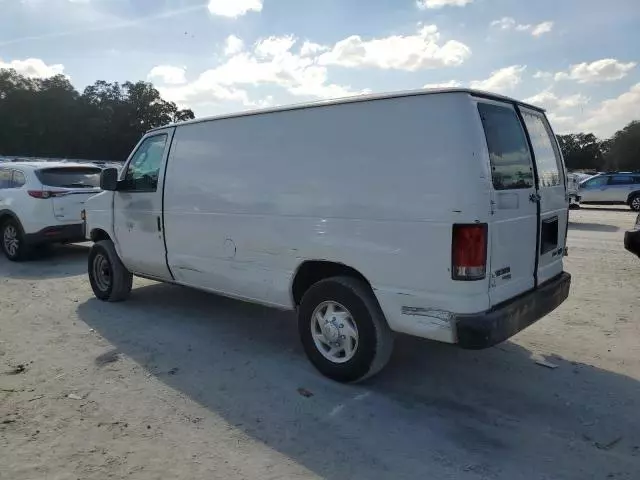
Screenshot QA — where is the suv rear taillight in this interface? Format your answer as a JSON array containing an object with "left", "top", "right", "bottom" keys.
[
  {"left": 452, "top": 224, "right": 487, "bottom": 281},
  {"left": 28, "top": 190, "right": 68, "bottom": 199}
]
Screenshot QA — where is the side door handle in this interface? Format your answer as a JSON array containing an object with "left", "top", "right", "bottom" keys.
[
  {"left": 529, "top": 192, "right": 541, "bottom": 203},
  {"left": 157, "top": 216, "right": 162, "bottom": 232}
]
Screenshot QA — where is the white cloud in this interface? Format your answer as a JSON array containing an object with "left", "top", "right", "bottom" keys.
[
  {"left": 470, "top": 65, "right": 526, "bottom": 93},
  {"left": 534, "top": 71, "right": 553, "bottom": 80},
  {"left": 416, "top": 0, "right": 473, "bottom": 9},
  {"left": 147, "top": 65, "right": 187, "bottom": 85},
  {"left": 300, "top": 41, "right": 328, "bottom": 57},
  {"left": 547, "top": 113, "right": 576, "bottom": 134},
  {"left": 524, "top": 90, "right": 589, "bottom": 110},
  {"left": 423, "top": 80, "right": 462, "bottom": 88},
  {"left": 156, "top": 34, "right": 369, "bottom": 110},
  {"left": 491, "top": 17, "right": 553, "bottom": 36},
  {"left": 580, "top": 83, "right": 640, "bottom": 137},
  {"left": 224, "top": 35, "right": 244, "bottom": 56},
  {"left": 554, "top": 59, "right": 636, "bottom": 83},
  {"left": 0, "top": 57, "right": 65, "bottom": 78},
  {"left": 255, "top": 35, "right": 297, "bottom": 58},
  {"left": 207, "top": 0, "right": 262, "bottom": 18},
  {"left": 318, "top": 25, "right": 471, "bottom": 71},
  {"left": 531, "top": 21, "right": 554, "bottom": 37}
]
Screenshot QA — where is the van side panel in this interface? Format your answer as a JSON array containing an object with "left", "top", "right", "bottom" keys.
[{"left": 162, "top": 93, "right": 492, "bottom": 339}]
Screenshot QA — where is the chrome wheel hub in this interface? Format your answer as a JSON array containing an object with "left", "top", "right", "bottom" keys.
[
  {"left": 311, "top": 301, "right": 359, "bottom": 364},
  {"left": 3, "top": 225, "right": 19, "bottom": 257}
]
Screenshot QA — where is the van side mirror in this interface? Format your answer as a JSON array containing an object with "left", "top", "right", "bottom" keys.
[{"left": 100, "top": 168, "right": 119, "bottom": 191}]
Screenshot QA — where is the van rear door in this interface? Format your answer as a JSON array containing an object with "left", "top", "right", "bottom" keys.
[
  {"left": 477, "top": 101, "right": 538, "bottom": 306},
  {"left": 519, "top": 107, "right": 568, "bottom": 285}
]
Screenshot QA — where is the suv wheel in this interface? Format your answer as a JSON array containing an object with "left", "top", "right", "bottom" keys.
[
  {"left": 298, "top": 276, "right": 394, "bottom": 383},
  {"left": 1, "top": 219, "right": 28, "bottom": 261},
  {"left": 630, "top": 195, "right": 640, "bottom": 212},
  {"left": 88, "top": 240, "right": 133, "bottom": 302}
]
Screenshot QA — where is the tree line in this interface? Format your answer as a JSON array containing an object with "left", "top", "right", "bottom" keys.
[
  {"left": 557, "top": 121, "right": 640, "bottom": 172},
  {"left": 0, "top": 69, "right": 194, "bottom": 161},
  {"left": 1, "top": 68, "right": 638, "bottom": 171}
]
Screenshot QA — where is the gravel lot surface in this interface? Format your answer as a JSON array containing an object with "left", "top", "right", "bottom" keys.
[{"left": 1, "top": 207, "right": 639, "bottom": 480}]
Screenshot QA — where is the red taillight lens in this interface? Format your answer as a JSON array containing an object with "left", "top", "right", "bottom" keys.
[
  {"left": 452, "top": 224, "right": 487, "bottom": 280},
  {"left": 28, "top": 190, "right": 68, "bottom": 199}
]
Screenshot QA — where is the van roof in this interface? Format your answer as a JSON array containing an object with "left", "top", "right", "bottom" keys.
[{"left": 149, "top": 87, "right": 546, "bottom": 132}]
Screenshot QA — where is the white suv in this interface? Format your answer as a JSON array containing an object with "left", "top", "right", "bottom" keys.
[{"left": 0, "top": 162, "right": 102, "bottom": 261}]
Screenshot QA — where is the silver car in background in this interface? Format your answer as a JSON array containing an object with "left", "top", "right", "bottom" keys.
[{"left": 578, "top": 173, "right": 640, "bottom": 211}]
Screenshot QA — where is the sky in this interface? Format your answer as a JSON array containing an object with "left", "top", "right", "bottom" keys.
[{"left": 1, "top": 0, "right": 639, "bottom": 138}]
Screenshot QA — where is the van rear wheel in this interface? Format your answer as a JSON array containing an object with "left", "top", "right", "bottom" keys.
[
  {"left": 630, "top": 194, "right": 640, "bottom": 212},
  {"left": 298, "top": 276, "right": 394, "bottom": 383},
  {"left": 88, "top": 240, "right": 133, "bottom": 302}
]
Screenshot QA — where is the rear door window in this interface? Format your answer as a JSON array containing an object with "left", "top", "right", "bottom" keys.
[
  {"left": 609, "top": 175, "right": 634, "bottom": 185},
  {"left": 521, "top": 112, "right": 563, "bottom": 188},
  {"left": 36, "top": 167, "right": 101, "bottom": 188},
  {"left": 12, "top": 171, "right": 26, "bottom": 188},
  {"left": 0, "top": 169, "right": 10, "bottom": 189},
  {"left": 478, "top": 103, "right": 534, "bottom": 190}
]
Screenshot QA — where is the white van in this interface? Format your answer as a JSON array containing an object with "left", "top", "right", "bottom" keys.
[{"left": 83, "top": 88, "right": 571, "bottom": 382}]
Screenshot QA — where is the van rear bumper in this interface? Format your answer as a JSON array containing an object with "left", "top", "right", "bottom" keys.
[{"left": 455, "top": 272, "right": 571, "bottom": 349}]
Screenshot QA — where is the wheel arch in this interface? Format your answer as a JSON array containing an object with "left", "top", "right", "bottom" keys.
[
  {"left": 90, "top": 228, "right": 111, "bottom": 243},
  {"left": 0, "top": 209, "right": 25, "bottom": 234},
  {"left": 627, "top": 190, "right": 640, "bottom": 204},
  {"left": 291, "top": 260, "right": 373, "bottom": 306}
]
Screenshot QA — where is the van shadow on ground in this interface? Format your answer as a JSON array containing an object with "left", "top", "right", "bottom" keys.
[
  {"left": 0, "top": 243, "right": 88, "bottom": 279},
  {"left": 77, "top": 283, "right": 640, "bottom": 480}
]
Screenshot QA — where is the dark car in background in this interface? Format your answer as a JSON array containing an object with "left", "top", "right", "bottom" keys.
[{"left": 624, "top": 213, "right": 640, "bottom": 258}]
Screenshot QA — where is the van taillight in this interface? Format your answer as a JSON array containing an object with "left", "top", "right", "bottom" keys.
[
  {"left": 452, "top": 224, "right": 487, "bottom": 281},
  {"left": 28, "top": 190, "right": 68, "bottom": 199}
]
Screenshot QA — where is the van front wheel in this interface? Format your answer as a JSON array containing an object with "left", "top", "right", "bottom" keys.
[
  {"left": 298, "top": 276, "right": 394, "bottom": 383},
  {"left": 88, "top": 240, "right": 133, "bottom": 302}
]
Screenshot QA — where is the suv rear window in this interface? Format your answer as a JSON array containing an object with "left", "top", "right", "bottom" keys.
[
  {"left": 478, "top": 103, "right": 534, "bottom": 190},
  {"left": 36, "top": 167, "right": 101, "bottom": 188}
]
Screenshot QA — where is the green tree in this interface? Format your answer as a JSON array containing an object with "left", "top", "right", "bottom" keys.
[
  {"left": 0, "top": 70, "right": 194, "bottom": 161},
  {"left": 604, "top": 121, "right": 640, "bottom": 171},
  {"left": 557, "top": 133, "right": 604, "bottom": 171}
]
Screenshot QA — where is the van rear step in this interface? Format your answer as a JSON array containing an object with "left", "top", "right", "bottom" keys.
[{"left": 455, "top": 272, "right": 571, "bottom": 349}]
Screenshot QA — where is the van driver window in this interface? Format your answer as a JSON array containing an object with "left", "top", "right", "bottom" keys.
[{"left": 123, "top": 134, "right": 168, "bottom": 192}]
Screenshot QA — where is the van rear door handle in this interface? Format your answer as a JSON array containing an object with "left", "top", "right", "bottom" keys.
[
  {"left": 529, "top": 192, "right": 541, "bottom": 203},
  {"left": 157, "top": 216, "right": 162, "bottom": 232}
]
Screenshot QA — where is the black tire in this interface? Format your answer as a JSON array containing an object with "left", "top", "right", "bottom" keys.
[
  {"left": 298, "top": 276, "right": 394, "bottom": 383},
  {"left": 629, "top": 194, "right": 640, "bottom": 212},
  {"left": 88, "top": 239, "right": 133, "bottom": 302},
  {"left": 1, "top": 218, "right": 30, "bottom": 262}
]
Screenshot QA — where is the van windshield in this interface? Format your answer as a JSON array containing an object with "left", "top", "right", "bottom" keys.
[
  {"left": 36, "top": 167, "right": 101, "bottom": 188},
  {"left": 478, "top": 103, "right": 535, "bottom": 190}
]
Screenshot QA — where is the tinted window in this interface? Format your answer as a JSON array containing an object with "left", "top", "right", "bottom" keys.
[
  {"left": 123, "top": 135, "right": 168, "bottom": 192},
  {"left": 0, "top": 169, "right": 10, "bottom": 189},
  {"left": 36, "top": 167, "right": 101, "bottom": 188},
  {"left": 12, "top": 171, "right": 26, "bottom": 188},
  {"left": 478, "top": 103, "right": 534, "bottom": 190},
  {"left": 583, "top": 176, "right": 607, "bottom": 187},
  {"left": 521, "top": 111, "right": 562, "bottom": 188},
  {"left": 609, "top": 175, "right": 634, "bottom": 185}
]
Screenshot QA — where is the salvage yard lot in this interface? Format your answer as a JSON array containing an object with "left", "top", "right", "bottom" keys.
[{"left": 1, "top": 207, "right": 639, "bottom": 480}]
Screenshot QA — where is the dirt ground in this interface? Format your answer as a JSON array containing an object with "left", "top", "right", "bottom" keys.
[{"left": 1, "top": 207, "right": 639, "bottom": 480}]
